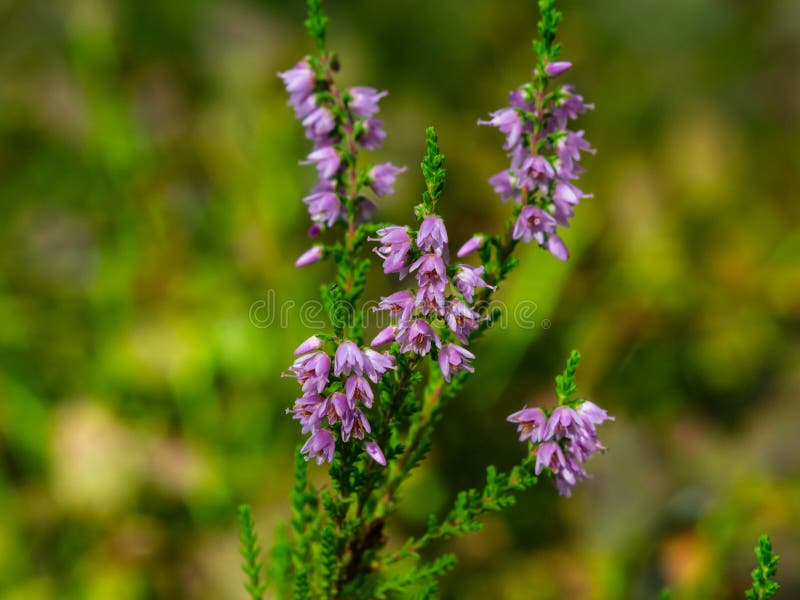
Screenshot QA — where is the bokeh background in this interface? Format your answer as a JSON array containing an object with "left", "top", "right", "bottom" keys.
[{"left": 1, "top": 0, "right": 799, "bottom": 598}]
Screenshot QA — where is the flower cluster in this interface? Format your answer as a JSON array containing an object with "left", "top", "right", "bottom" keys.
[
  {"left": 284, "top": 335, "right": 395, "bottom": 465},
  {"left": 479, "top": 59, "right": 594, "bottom": 261},
  {"left": 278, "top": 59, "right": 406, "bottom": 245},
  {"left": 370, "top": 214, "right": 493, "bottom": 382},
  {"left": 507, "top": 399, "right": 612, "bottom": 496}
]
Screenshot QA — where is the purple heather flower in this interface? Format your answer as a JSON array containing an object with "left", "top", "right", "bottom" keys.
[
  {"left": 302, "top": 106, "right": 336, "bottom": 140},
  {"left": 479, "top": 107, "right": 524, "bottom": 150},
  {"left": 543, "top": 406, "right": 584, "bottom": 441},
  {"left": 290, "top": 92, "right": 317, "bottom": 120},
  {"left": 345, "top": 374, "right": 374, "bottom": 408},
  {"left": 320, "top": 391, "right": 353, "bottom": 429},
  {"left": 519, "top": 155, "right": 555, "bottom": 193},
  {"left": 294, "top": 335, "right": 323, "bottom": 356},
  {"left": 456, "top": 235, "right": 484, "bottom": 258},
  {"left": 438, "top": 343, "right": 475, "bottom": 382},
  {"left": 302, "top": 428, "right": 336, "bottom": 465},
  {"left": 396, "top": 319, "right": 441, "bottom": 355},
  {"left": 278, "top": 60, "right": 316, "bottom": 98},
  {"left": 552, "top": 86, "right": 594, "bottom": 129},
  {"left": 534, "top": 441, "right": 567, "bottom": 476},
  {"left": 507, "top": 397, "right": 610, "bottom": 496},
  {"left": 553, "top": 457, "right": 588, "bottom": 497},
  {"left": 554, "top": 181, "right": 590, "bottom": 208},
  {"left": 286, "top": 350, "right": 331, "bottom": 394},
  {"left": 566, "top": 428, "right": 605, "bottom": 463},
  {"left": 348, "top": 86, "right": 387, "bottom": 119},
  {"left": 342, "top": 408, "right": 371, "bottom": 442},
  {"left": 488, "top": 170, "right": 519, "bottom": 203},
  {"left": 303, "top": 191, "right": 341, "bottom": 228},
  {"left": 453, "top": 264, "right": 494, "bottom": 304},
  {"left": 416, "top": 216, "right": 449, "bottom": 254},
  {"left": 287, "top": 394, "right": 325, "bottom": 434},
  {"left": 362, "top": 349, "right": 396, "bottom": 383},
  {"left": 511, "top": 205, "right": 557, "bottom": 245},
  {"left": 370, "top": 326, "right": 396, "bottom": 347},
  {"left": 576, "top": 400, "right": 614, "bottom": 426},
  {"left": 552, "top": 181, "right": 582, "bottom": 226},
  {"left": 413, "top": 285, "right": 446, "bottom": 316},
  {"left": 410, "top": 253, "right": 447, "bottom": 285},
  {"left": 546, "top": 235, "right": 569, "bottom": 262},
  {"left": 507, "top": 407, "right": 548, "bottom": 443},
  {"left": 301, "top": 146, "right": 341, "bottom": 180},
  {"left": 369, "top": 163, "right": 406, "bottom": 197},
  {"left": 509, "top": 143, "right": 529, "bottom": 172},
  {"left": 311, "top": 178, "right": 336, "bottom": 194},
  {"left": 509, "top": 88, "right": 535, "bottom": 111},
  {"left": 557, "top": 130, "right": 595, "bottom": 179},
  {"left": 410, "top": 253, "right": 447, "bottom": 315},
  {"left": 559, "top": 130, "right": 594, "bottom": 162},
  {"left": 559, "top": 401, "right": 613, "bottom": 470},
  {"left": 308, "top": 223, "right": 322, "bottom": 238},
  {"left": 376, "top": 290, "right": 415, "bottom": 324},
  {"left": 295, "top": 245, "right": 325, "bottom": 267},
  {"left": 371, "top": 226, "right": 411, "bottom": 275},
  {"left": 334, "top": 340, "right": 364, "bottom": 376},
  {"left": 545, "top": 61, "right": 573, "bottom": 77},
  {"left": 358, "top": 117, "right": 386, "bottom": 150},
  {"left": 415, "top": 282, "right": 446, "bottom": 317},
  {"left": 445, "top": 300, "right": 480, "bottom": 344},
  {"left": 365, "top": 440, "right": 386, "bottom": 466}
]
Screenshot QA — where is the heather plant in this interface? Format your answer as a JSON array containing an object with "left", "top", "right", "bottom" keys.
[
  {"left": 243, "top": 0, "right": 608, "bottom": 597},
  {"left": 237, "top": 1, "right": 780, "bottom": 598}
]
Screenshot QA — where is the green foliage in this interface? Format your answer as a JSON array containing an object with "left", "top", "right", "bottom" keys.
[
  {"left": 270, "top": 524, "right": 294, "bottom": 600},
  {"left": 320, "top": 525, "right": 340, "bottom": 597},
  {"left": 389, "top": 456, "right": 538, "bottom": 565},
  {"left": 745, "top": 535, "right": 780, "bottom": 600},
  {"left": 239, "top": 505, "right": 268, "bottom": 600},
  {"left": 290, "top": 450, "right": 322, "bottom": 596},
  {"left": 294, "top": 567, "right": 311, "bottom": 600},
  {"left": 379, "top": 553, "right": 457, "bottom": 597},
  {"left": 416, "top": 127, "right": 447, "bottom": 218},
  {"left": 305, "top": 0, "right": 329, "bottom": 52},
  {"left": 555, "top": 349, "right": 581, "bottom": 404},
  {"left": 532, "top": 0, "right": 562, "bottom": 60},
  {"left": 659, "top": 589, "right": 672, "bottom": 600}
]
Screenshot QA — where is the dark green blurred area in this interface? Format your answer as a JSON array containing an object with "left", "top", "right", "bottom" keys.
[{"left": 1, "top": 0, "right": 799, "bottom": 598}]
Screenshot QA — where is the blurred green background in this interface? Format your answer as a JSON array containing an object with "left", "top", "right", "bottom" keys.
[{"left": 1, "top": 0, "right": 799, "bottom": 598}]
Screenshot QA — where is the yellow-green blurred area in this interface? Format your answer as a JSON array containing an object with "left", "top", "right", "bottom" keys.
[{"left": 1, "top": 0, "right": 799, "bottom": 598}]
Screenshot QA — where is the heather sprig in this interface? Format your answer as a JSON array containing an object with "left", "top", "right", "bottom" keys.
[
  {"left": 238, "top": 504, "right": 267, "bottom": 600},
  {"left": 745, "top": 535, "right": 780, "bottom": 600},
  {"left": 555, "top": 348, "right": 581, "bottom": 404},
  {"left": 507, "top": 352, "right": 613, "bottom": 496},
  {"left": 304, "top": 0, "right": 328, "bottom": 52},
  {"left": 246, "top": 0, "right": 614, "bottom": 597},
  {"left": 279, "top": 0, "right": 405, "bottom": 250},
  {"left": 416, "top": 127, "right": 446, "bottom": 218},
  {"left": 474, "top": 0, "right": 594, "bottom": 265}
]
